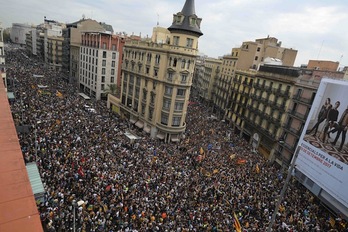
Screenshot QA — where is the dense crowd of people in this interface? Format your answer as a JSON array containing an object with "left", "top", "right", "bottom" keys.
[{"left": 5, "top": 45, "right": 348, "bottom": 231}]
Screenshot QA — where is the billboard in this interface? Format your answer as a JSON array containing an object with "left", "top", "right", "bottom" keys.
[{"left": 296, "top": 78, "right": 348, "bottom": 208}]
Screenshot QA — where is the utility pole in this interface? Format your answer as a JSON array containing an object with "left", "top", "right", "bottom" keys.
[{"left": 267, "top": 146, "right": 300, "bottom": 232}]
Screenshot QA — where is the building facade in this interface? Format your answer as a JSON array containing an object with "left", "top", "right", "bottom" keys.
[
  {"left": 79, "top": 32, "right": 124, "bottom": 100},
  {"left": 232, "top": 36, "right": 297, "bottom": 70},
  {"left": 63, "top": 18, "right": 111, "bottom": 84},
  {"left": 0, "top": 22, "right": 6, "bottom": 89},
  {"left": 307, "top": 60, "right": 339, "bottom": 72},
  {"left": 10, "top": 23, "right": 33, "bottom": 45},
  {"left": 110, "top": 0, "right": 203, "bottom": 142}
]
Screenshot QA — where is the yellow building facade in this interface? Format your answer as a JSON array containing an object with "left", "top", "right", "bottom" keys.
[{"left": 110, "top": 0, "right": 203, "bottom": 142}]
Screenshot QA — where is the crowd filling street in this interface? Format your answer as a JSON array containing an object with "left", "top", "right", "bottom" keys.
[{"left": 5, "top": 45, "right": 348, "bottom": 232}]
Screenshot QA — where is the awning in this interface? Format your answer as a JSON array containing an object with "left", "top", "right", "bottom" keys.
[
  {"left": 7, "top": 92, "right": 15, "bottom": 100},
  {"left": 135, "top": 120, "right": 144, "bottom": 129},
  {"left": 130, "top": 118, "right": 136, "bottom": 124},
  {"left": 156, "top": 133, "right": 165, "bottom": 139},
  {"left": 25, "top": 162, "right": 45, "bottom": 201},
  {"left": 171, "top": 135, "right": 180, "bottom": 142},
  {"left": 144, "top": 126, "right": 151, "bottom": 133}
]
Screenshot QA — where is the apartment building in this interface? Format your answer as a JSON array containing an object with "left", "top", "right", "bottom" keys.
[
  {"left": 46, "top": 35, "right": 64, "bottom": 71},
  {"left": 307, "top": 60, "right": 339, "bottom": 72},
  {"left": 276, "top": 67, "right": 345, "bottom": 167},
  {"left": 25, "top": 18, "right": 65, "bottom": 71},
  {"left": 10, "top": 23, "right": 33, "bottom": 45},
  {"left": 63, "top": 18, "right": 112, "bottom": 84},
  {"left": 109, "top": 0, "right": 203, "bottom": 142},
  {"left": 79, "top": 32, "right": 124, "bottom": 100},
  {"left": 211, "top": 55, "right": 235, "bottom": 119},
  {"left": 232, "top": 36, "right": 297, "bottom": 70},
  {"left": 201, "top": 57, "right": 222, "bottom": 106}
]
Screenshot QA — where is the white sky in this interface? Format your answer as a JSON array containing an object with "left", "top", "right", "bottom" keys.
[{"left": 1, "top": 0, "right": 348, "bottom": 68}]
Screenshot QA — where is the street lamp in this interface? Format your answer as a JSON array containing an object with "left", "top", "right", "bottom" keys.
[{"left": 72, "top": 199, "right": 85, "bottom": 232}]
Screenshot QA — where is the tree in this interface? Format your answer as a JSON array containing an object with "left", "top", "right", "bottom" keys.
[{"left": 105, "top": 84, "right": 119, "bottom": 97}]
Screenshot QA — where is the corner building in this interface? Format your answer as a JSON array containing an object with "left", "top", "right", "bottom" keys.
[{"left": 118, "top": 0, "right": 203, "bottom": 142}]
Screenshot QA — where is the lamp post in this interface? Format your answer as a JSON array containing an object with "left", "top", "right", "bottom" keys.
[
  {"left": 267, "top": 146, "right": 300, "bottom": 232},
  {"left": 72, "top": 200, "right": 77, "bottom": 232},
  {"left": 72, "top": 200, "right": 85, "bottom": 232}
]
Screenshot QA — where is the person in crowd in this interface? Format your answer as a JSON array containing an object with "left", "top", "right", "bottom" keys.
[{"left": 5, "top": 45, "right": 347, "bottom": 232}]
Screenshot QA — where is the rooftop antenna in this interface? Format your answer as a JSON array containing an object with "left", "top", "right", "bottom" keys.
[
  {"left": 157, "top": 13, "right": 159, "bottom": 26},
  {"left": 317, "top": 40, "right": 324, "bottom": 60}
]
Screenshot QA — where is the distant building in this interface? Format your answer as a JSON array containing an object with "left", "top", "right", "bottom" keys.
[
  {"left": 108, "top": 0, "right": 203, "bottom": 142},
  {"left": 10, "top": 23, "right": 33, "bottom": 45},
  {"left": 78, "top": 31, "right": 124, "bottom": 100},
  {"left": 25, "top": 18, "right": 66, "bottom": 71},
  {"left": 0, "top": 22, "right": 6, "bottom": 89},
  {"left": 62, "top": 18, "right": 108, "bottom": 84},
  {"left": 231, "top": 36, "right": 297, "bottom": 70},
  {"left": 307, "top": 60, "right": 339, "bottom": 72}
]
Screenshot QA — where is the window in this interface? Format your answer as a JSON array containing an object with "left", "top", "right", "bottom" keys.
[
  {"left": 149, "top": 107, "right": 153, "bottom": 120},
  {"left": 187, "top": 60, "right": 191, "bottom": 69},
  {"left": 111, "top": 61, "right": 115, "bottom": 67},
  {"left": 155, "top": 55, "right": 160, "bottom": 65},
  {"left": 111, "top": 69, "right": 115, "bottom": 75},
  {"left": 154, "top": 68, "right": 158, "bottom": 77},
  {"left": 255, "top": 56, "right": 258, "bottom": 61},
  {"left": 181, "top": 59, "right": 186, "bottom": 69},
  {"left": 102, "top": 42, "right": 106, "bottom": 49},
  {"left": 163, "top": 98, "right": 171, "bottom": 109},
  {"left": 141, "top": 104, "right": 145, "bottom": 115},
  {"left": 150, "top": 92, "right": 155, "bottom": 104},
  {"left": 168, "top": 72, "right": 173, "bottom": 81},
  {"left": 146, "top": 67, "right": 150, "bottom": 74},
  {"left": 112, "top": 52, "right": 116, "bottom": 59},
  {"left": 102, "top": 68, "right": 106, "bottom": 75},
  {"left": 177, "top": 89, "right": 186, "bottom": 97},
  {"left": 112, "top": 44, "right": 116, "bottom": 51},
  {"left": 161, "top": 113, "right": 168, "bottom": 125},
  {"left": 165, "top": 86, "right": 173, "bottom": 96},
  {"left": 181, "top": 74, "right": 187, "bottom": 83},
  {"left": 143, "top": 90, "right": 147, "bottom": 100},
  {"left": 176, "top": 15, "right": 182, "bottom": 23},
  {"left": 186, "top": 38, "right": 193, "bottom": 48},
  {"left": 174, "top": 102, "right": 184, "bottom": 111},
  {"left": 103, "top": 51, "right": 107, "bottom": 58},
  {"left": 257, "top": 47, "right": 261, "bottom": 52},
  {"left": 110, "top": 76, "right": 114, "bottom": 83},
  {"left": 101, "top": 84, "right": 105, "bottom": 90},
  {"left": 190, "top": 18, "right": 196, "bottom": 26},
  {"left": 102, "top": 60, "right": 106, "bottom": 66},
  {"left": 147, "top": 53, "right": 152, "bottom": 62},
  {"left": 101, "top": 76, "right": 105, "bottom": 83},
  {"left": 172, "top": 116, "right": 181, "bottom": 126},
  {"left": 173, "top": 36, "right": 180, "bottom": 46},
  {"left": 136, "top": 77, "right": 141, "bottom": 86}
]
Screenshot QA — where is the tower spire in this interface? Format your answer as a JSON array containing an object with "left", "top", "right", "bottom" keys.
[{"left": 168, "top": 0, "right": 203, "bottom": 37}]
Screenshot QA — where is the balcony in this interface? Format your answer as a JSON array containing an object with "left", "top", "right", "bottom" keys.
[
  {"left": 292, "top": 95, "right": 313, "bottom": 105},
  {"left": 288, "top": 110, "right": 306, "bottom": 121}
]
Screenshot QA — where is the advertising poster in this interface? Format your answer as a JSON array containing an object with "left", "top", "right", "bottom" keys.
[{"left": 296, "top": 78, "right": 348, "bottom": 208}]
